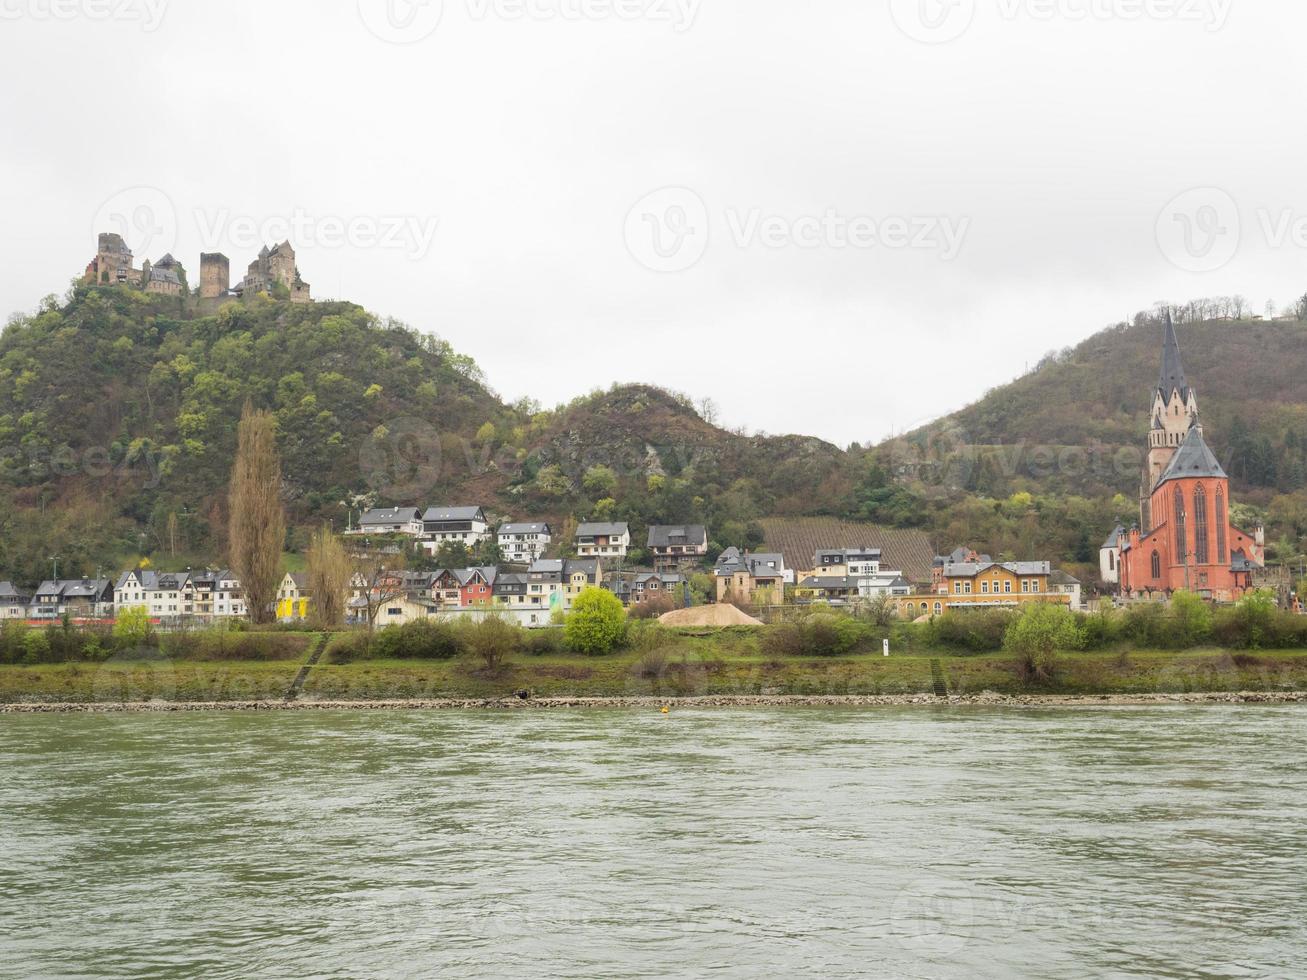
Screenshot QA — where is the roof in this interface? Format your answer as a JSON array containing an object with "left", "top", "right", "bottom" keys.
[
  {"left": 1102, "top": 525, "right": 1126, "bottom": 550},
  {"left": 1231, "top": 550, "right": 1259, "bottom": 572},
  {"left": 1157, "top": 426, "right": 1227, "bottom": 484},
  {"left": 1049, "top": 569, "right": 1081, "bottom": 586},
  {"left": 759, "top": 518, "right": 935, "bottom": 583},
  {"left": 798, "top": 576, "right": 861, "bottom": 590},
  {"left": 647, "top": 525, "right": 707, "bottom": 548},
  {"left": 359, "top": 507, "right": 422, "bottom": 525},
  {"left": 422, "top": 506, "right": 485, "bottom": 522},
  {"left": 576, "top": 522, "right": 628, "bottom": 537},
  {"left": 0, "top": 581, "right": 28, "bottom": 600},
  {"left": 564, "top": 558, "right": 601, "bottom": 579},
  {"left": 498, "top": 522, "right": 551, "bottom": 534},
  {"left": 945, "top": 561, "right": 1051, "bottom": 578},
  {"left": 1159, "top": 313, "right": 1190, "bottom": 399},
  {"left": 816, "top": 548, "right": 882, "bottom": 561},
  {"left": 115, "top": 570, "right": 191, "bottom": 591}
]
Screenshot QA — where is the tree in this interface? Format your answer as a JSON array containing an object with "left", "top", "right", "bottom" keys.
[
  {"left": 1003, "top": 603, "right": 1084, "bottom": 684},
  {"left": 564, "top": 586, "right": 627, "bottom": 655},
  {"left": 462, "top": 614, "right": 520, "bottom": 671},
  {"left": 1168, "top": 590, "right": 1214, "bottom": 649},
  {"left": 113, "top": 606, "right": 154, "bottom": 650},
  {"left": 227, "top": 401, "right": 286, "bottom": 624},
  {"left": 582, "top": 465, "right": 619, "bottom": 498},
  {"left": 432, "top": 540, "right": 471, "bottom": 568},
  {"left": 306, "top": 524, "right": 350, "bottom": 628}
]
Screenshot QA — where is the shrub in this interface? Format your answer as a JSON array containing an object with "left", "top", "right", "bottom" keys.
[
  {"left": 461, "top": 615, "right": 521, "bottom": 671},
  {"left": 1004, "top": 603, "right": 1086, "bottom": 684},
  {"left": 926, "top": 610, "right": 1014, "bottom": 654},
  {"left": 564, "top": 587, "right": 628, "bottom": 655},
  {"left": 522, "top": 628, "right": 565, "bottom": 657},
  {"left": 629, "top": 595, "right": 674, "bottom": 620},
  {"left": 112, "top": 607, "right": 155, "bottom": 652},
  {"left": 21, "top": 629, "right": 52, "bottom": 665},
  {"left": 1168, "top": 591, "right": 1214, "bottom": 649},
  {"left": 324, "top": 631, "right": 373, "bottom": 664},
  {"left": 371, "top": 620, "right": 464, "bottom": 660},
  {"left": 0, "top": 621, "right": 28, "bottom": 664},
  {"left": 763, "top": 613, "right": 870, "bottom": 657}
]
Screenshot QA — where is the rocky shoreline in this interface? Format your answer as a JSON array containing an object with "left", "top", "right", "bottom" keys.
[{"left": 3, "top": 691, "right": 1307, "bottom": 713}]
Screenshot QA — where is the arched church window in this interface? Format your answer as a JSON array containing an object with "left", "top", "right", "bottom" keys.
[
  {"left": 1174, "top": 485, "right": 1187, "bottom": 562},
  {"left": 1151, "top": 551, "right": 1162, "bottom": 579},
  {"left": 1216, "top": 488, "right": 1227, "bottom": 564},
  {"left": 1194, "top": 484, "right": 1209, "bottom": 565}
]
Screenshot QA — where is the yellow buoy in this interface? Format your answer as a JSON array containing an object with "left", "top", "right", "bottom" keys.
[{"left": 660, "top": 705, "right": 670, "bottom": 714}]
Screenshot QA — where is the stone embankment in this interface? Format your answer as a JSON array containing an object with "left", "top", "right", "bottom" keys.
[{"left": 4, "top": 692, "right": 1307, "bottom": 713}]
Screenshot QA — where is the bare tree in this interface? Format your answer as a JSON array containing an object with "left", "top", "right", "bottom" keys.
[
  {"left": 352, "top": 553, "right": 409, "bottom": 632},
  {"left": 227, "top": 401, "right": 285, "bottom": 625},
  {"left": 306, "top": 524, "right": 350, "bottom": 628}
]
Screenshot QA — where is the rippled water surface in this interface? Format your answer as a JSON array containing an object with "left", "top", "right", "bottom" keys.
[{"left": 2, "top": 706, "right": 1305, "bottom": 978}]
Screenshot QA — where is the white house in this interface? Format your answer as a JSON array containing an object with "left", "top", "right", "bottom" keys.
[
  {"left": 421, "top": 506, "right": 490, "bottom": 552},
  {"left": 575, "top": 522, "right": 630, "bottom": 560},
  {"left": 497, "top": 522, "right": 552, "bottom": 564},
  {"left": 350, "top": 507, "right": 424, "bottom": 537}
]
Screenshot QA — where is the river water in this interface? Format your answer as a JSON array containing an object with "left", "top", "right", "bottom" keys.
[{"left": 1, "top": 706, "right": 1304, "bottom": 979}]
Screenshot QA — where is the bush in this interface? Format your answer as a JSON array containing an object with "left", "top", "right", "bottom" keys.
[
  {"left": 522, "top": 628, "right": 565, "bottom": 656},
  {"left": 763, "top": 613, "right": 872, "bottom": 657},
  {"left": 21, "top": 629, "right": 52, "bottom": 665},
  {"left": 925, "top": 610, "right": 1015, "bottom": 654},
  {"left": 112, "top": 607, "right": 155, "bottom": 652},
  {"left": 1004, "top": 603, "right": 1086, "bottom": 685},
  {"left": 629, "top": 595, "right": 674, "bottom": 620},
  {"left": 371, "top": 620, "right": 464, "bottom": 660},
  {"left": 324, "top": 631, "right": 373, "bottom": 664},
  {"left": 564, "top": 587, "right": 628, "bottom": 655},
  {"left": 461, "top": 615, "right": 522, "bottom": 671},
  {"left": 160, "top": 629, "right": 306, "bottom": 661}
]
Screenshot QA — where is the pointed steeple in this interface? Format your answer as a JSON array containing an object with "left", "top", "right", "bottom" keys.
[{"left": 1159, "top": 312, "right": 1188, "bottom": 399}]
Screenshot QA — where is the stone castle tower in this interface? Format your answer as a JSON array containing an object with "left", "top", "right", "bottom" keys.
[
  {"left": 1140, "top": 314, "right": 1201, "bottom": 530},
  {"left": 199, "top": 253, "right": 230, "bottom": 299}
]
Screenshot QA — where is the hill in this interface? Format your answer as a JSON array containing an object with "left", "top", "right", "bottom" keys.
[
  {"left": 0, "top": 285, "right": 855, "bottom": 582},
  {"left": 861, "top": 307, "right": 1307, "bottom": 579}
]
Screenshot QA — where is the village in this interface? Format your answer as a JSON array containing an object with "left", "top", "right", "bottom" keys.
[{"left": 11, "top": 238, "right": 1280, "bottom": 633}]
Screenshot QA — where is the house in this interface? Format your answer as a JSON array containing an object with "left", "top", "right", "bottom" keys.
[
  {"left": 931, "top": 547, "right": 991, "bottom": 589},
  {"left": 190, "top": 570, "right": 247, "bottom": 620},
  {"left": 350, "top": 507, "right": 424, "bottom": 537},
  {"left": 373, "top": 591, "right": 440, "bottom": 628},
  {"left": 29, "top": 579, "right": 114, "bottom": 622},
  {"left": 276, "top": 572, "right": 312, "bottom": 621},
  {"left": 493, "top": 572, "right": 529, "bottom": 606},
  {"left": 497, "top": 522, "right": 552, "bottom": 564},
  {"left": 457, "top": 567, "right": 498, "bottom": 607},
  {"left": 0, "top": 582, "right": 31, "bottom": 619},
  {"left": 1049, "top": 569, "right": 1084, "bottom": 611},
  {"left": 896, "top": 559, "right": 1074, "bottom": 619},
  {"left": 421, "top": 506, "right": 490, "bottom": 552},
  {"left": 715, "top": 548, "right": 786, "bottom": 606},
  {"left": 795, "top": 576, "right": 862, "bottom": 604},
  {"left": 647, "top": 525, "right": 708, "bottom": 569},
  {"left": 633, "top": 572, "right": 685, "bottom": 606},
  {"left": 575, "top": 522, "right": 630, "bottom": 560},
  {"left": 430, "top": 569, "right": 464, "bottom": 608},
  {"left": 114, "top": 570, "right": 192, "bottom": 622},
  {"left": 814, "top": 548, "right": 882, "bottom": 578},
  {"left": 525, "top": 557, "right": 604, "bottom": 612}
]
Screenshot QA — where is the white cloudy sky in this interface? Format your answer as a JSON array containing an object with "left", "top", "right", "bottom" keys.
[{"left": 2, "top": 0, "right": 1305, "bottom": 446}]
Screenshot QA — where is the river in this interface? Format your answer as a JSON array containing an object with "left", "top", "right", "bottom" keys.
[{"left": 1, "top": 706, "right": 1304, "bottom": 978}]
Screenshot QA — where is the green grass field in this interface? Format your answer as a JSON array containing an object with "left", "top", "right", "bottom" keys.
[{"left": 3, "top": 634, "right": 1307, "bottom": 703}]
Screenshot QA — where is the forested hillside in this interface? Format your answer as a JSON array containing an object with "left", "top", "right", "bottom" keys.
[{"left": 4, "top": 285, "right": 1306, "bottom": 588}]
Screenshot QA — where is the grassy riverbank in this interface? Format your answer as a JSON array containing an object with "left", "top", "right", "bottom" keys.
[{"left": 2, "top": 633, "right": 1306, "bottom": 703}]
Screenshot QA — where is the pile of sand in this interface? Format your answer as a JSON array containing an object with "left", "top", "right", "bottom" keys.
[{"left": 658, "top": 604, "right": 764, "bottom": 627}]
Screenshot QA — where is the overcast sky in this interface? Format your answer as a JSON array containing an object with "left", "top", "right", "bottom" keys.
[{"left": 3, "top": 0, "right": 1305, "bottom": 446}]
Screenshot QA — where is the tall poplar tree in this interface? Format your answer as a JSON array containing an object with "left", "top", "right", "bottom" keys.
[{"left": 228, "top": 401, "right": 285, "bottom": 625}]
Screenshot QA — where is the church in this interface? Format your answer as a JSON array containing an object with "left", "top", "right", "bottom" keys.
[{"left": 1101, "top": 317, "right": 1264, "bottom": 602}]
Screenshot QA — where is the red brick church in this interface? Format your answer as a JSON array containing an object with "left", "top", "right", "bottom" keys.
[{"left": 1104, "top": 317, "right": 1264, "bottom": 601}]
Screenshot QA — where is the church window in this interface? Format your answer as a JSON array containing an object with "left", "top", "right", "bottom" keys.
[
  {"left": 1151, "top": 551, "right": 1161, "bottom": 579},
  {"left": 1216, "top": 489, "right": 1227, "bottom": 564},
  {"left": 1174, "top": 485, "right": 1187, "bottom": 561},
  {"left": 1194, "top": 485, "right": 1209, "bottom": 565}
]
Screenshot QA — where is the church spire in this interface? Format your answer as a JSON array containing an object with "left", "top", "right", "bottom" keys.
[{"left": 1159, "top": 311, "right": 1188, "bottom": 398}]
